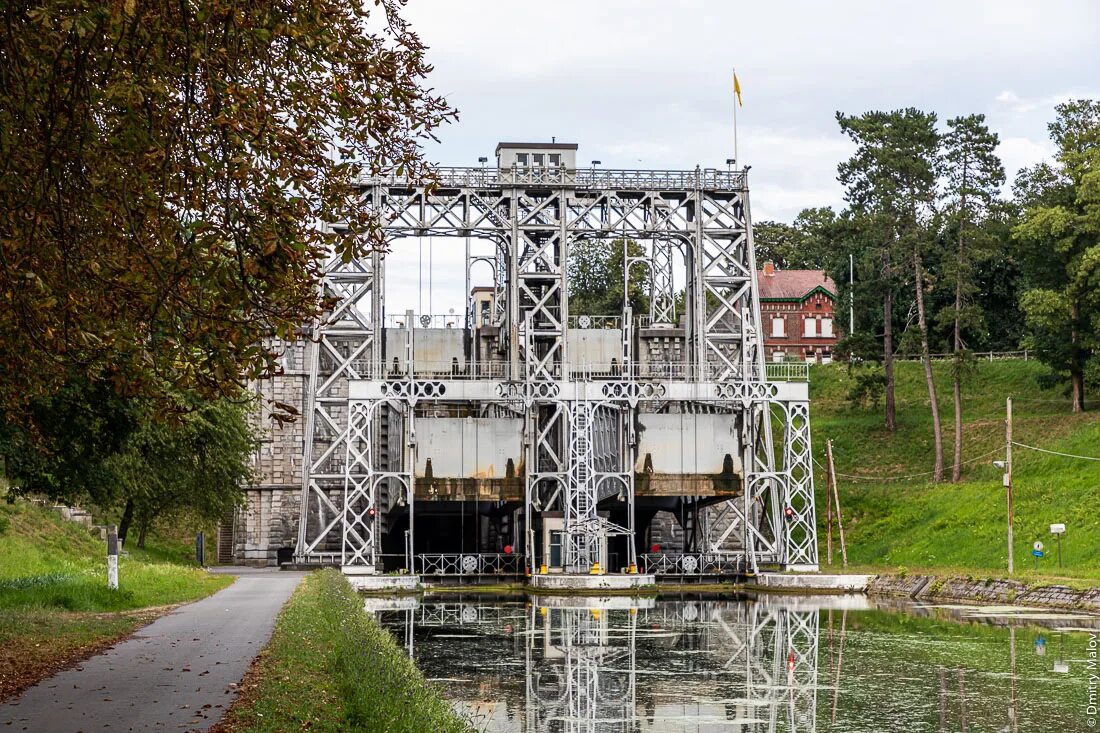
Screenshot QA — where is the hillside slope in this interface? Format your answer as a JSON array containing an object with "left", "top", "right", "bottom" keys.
[
  {"left": 808, "top": 360, "right": 1100, "bottom": 575},
  {"left": 0, "top": 499, "right": 231, "bottom": 700}
]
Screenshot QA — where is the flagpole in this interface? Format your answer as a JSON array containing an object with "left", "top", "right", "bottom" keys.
[{"left": 733, "top": 66, "right": 739, "bottom": 167}]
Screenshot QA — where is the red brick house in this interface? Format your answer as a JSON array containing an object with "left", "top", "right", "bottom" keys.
[{"left": 757, "top": 262, "right": 840, "bottom": 363}]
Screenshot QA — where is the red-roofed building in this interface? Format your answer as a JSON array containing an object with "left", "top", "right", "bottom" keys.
[{"left": 758, "top": 262, "right": 840, "bottom": 363}]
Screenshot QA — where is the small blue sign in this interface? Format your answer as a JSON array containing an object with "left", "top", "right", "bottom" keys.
[{"left": 1032, "top": 549, "right": 1045, "bottom": 558}]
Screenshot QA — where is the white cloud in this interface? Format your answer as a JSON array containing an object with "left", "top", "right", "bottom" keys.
[{"left": 998, "top": 136, "right": 1056, "bottom": 184}]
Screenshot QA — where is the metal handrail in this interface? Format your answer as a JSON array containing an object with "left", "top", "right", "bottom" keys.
[
  {"left": 385, "top": 313, "right": 465, "bottom": 329},
  {"left": 640, "top": 552, "right": 744, "bottom": 575},
  {"left": 417, "top": 552, "right": 525, "bottom": 575},
  {"left": 344, "top": 360, "right": 808, "bottom": 383},
  {"left": 567, "top": 314, "right": 622, "bottom": 329},
  {"left": 363, "top": 166, "right": 747, "bottom": 192}
]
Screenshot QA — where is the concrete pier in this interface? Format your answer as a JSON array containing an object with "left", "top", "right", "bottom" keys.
[
  {"left": 342, "top": 567, "right": 421, "bottom": 592},
  {"left": 752, "top": 573, "right": 874, "bottom": 593},
  {"left": 527, "top": 573, "right": 656, "bottom": 592}
]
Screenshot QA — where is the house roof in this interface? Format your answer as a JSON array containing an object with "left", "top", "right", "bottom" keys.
[{"left": 758, "top": 269, "right": 837, "bottom": 301}]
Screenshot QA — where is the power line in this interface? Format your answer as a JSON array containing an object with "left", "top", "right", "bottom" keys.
[
  {"left": 812, "top": 446, "right": 1002, "bottom": 483},
  {"left": 816, "top": 439, "right": 1100, "bottom": 484},
  {"left": 1011, "top": 441, "right": 1100, "bottom": 462}
]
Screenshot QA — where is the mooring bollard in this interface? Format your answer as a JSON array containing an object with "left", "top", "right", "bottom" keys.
[{"left": 107, "top": 524, "right": 119, "bottom": 590}]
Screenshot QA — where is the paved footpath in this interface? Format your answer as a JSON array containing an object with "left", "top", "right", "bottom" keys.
[{"left": 1, "top": 567, "right": 303, "bottom": 732}]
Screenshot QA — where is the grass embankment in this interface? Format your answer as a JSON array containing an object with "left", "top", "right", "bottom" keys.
[
  {"left": 219, "top": 569, "right": 469, "bottom": 733},
  {"left": 810, "top": 360, "right": 1100, "bottom": 582},
  {"left": 0, "top": 499, "right": 231, "bottom": 699}
]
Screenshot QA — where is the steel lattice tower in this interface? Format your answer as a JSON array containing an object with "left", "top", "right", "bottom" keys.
[{"left": 294, "top": 156, "right": 819, "bottom": 575}]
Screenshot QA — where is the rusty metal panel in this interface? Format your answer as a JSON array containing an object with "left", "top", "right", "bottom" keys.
[
  {"left": 635, "top": 413, "right": 741, "bottom": 476},
  {"left": 384, "top": 327, "right": 466, "bottom": 371},
  {"left": 415, "top": 417, "right": 523, "bottom": 479}
]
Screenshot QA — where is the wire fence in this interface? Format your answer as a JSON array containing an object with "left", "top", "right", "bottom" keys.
[{"left": 892, "top": 350, "right": 1032, "bottom": 362}]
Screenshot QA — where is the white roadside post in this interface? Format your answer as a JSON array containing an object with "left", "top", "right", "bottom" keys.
[{"left": 107, "top": 525, "right": 119, "bottom": 590}]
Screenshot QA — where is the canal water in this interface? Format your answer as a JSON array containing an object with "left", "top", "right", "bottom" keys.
[{"left": 374, "top": 593, "right": 1099, "bottom": 732}]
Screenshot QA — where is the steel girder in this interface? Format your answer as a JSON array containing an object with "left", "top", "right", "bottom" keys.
[{"left": 295, "top": 168, "right": 818, "bottom": 571}]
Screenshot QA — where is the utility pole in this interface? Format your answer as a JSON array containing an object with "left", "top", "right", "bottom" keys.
[
  {"left": 826, "top": 439, "right": 848, "bottom": 568},
  {"left": 849, "top": 253, "right": 855, "bottom": 336},
  {"left": 1006, "top": 397, "right": 1014, "bottom": 575},
  {"left": 825, "top": 448, "right": 834, "bottom": 566}
]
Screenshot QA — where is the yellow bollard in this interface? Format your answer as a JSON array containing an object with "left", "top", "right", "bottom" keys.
[
  {"left": 590, "top": 561, "right": 602, "bottom": 575},
  {"left": 540, "top": 564, "right": 548, "bottom": 574}
]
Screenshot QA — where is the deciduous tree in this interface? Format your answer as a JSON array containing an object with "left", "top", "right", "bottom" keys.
[
  {"left": 568, "top": 238, "right": 650, "bottom": 317},
  {"left": 0, "top": 0, "right": 455, "bottom": 427},
  {"left": 1013, "top": 100, "right": 1100, "bottom": 412}
]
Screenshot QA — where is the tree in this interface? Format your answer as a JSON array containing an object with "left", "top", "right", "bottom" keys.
[
  {"left": 0, "top": 377, "right": 140, "bottom": 505},
  {"left": 940, "top": 114, "right": 1005, "bottom": 480},
  {"left": 0, "top": 1, "right": 456, "bottom": 427},
  {"left": 568, "top": 238, "right": 650, "bottom": 317},
  {"left": 754, "top": 209, "right": 834, "bottom": 270},
  {"left": 0, "top": 379, "right": 257, "bottom": 547},
  {"left": 109, "top": 399, "right": 256, "bottom": 547},
  {"left": 836, "top": 110, "right": 943, "bottom": 481},
  {"left": 1013, "top": 100, "right": 1100, "bottom": 412}
]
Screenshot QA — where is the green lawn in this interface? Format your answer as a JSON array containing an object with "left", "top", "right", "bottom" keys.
[
  {"left": 0, "top": 499, "right": 232, "bottom": 700},
  {"left": 809, "top": 360, "right": 1100, "bottom": 577},
  {"left": 219, "top": 569, "right": 470, "bottom": 733}
]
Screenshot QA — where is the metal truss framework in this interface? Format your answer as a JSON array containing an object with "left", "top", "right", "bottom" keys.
[{"left": 294, "top": 166, "right": 818, "bottom": 571}]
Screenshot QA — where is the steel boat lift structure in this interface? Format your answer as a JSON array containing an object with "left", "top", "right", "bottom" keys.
[{"left": 293, "top": 142, "right": 819, "bottom": 587}]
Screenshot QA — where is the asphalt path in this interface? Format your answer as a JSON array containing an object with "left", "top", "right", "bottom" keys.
[{"left": 0, "top": 567, "right": 303, "bottom": 732}]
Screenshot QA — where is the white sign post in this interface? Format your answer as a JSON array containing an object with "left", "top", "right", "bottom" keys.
[
  {"left": 107, "top": 525, "right": 119, "bottom": 590},
  {"left": 1050, "top": 524, "right": 1066, "bottom": 568}
]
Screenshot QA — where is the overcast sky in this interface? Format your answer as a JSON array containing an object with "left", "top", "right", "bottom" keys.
[{"left": 385, "top": 0, "right": 1100, "bottom": 314}]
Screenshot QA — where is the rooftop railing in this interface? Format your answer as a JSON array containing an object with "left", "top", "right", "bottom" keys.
[
  {"left": 362, "top": 166, "right": 747, "bottom": 192},
  {"left": 344, "top": 360, "right": 808, "bottom": 383},
  {"left": 385, "top": 313, "right": 464, "bottom": 329}
]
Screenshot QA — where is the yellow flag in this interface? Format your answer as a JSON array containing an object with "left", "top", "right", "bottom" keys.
[{"left": 733, "top": 71, "right": 743, "bottom": 107}]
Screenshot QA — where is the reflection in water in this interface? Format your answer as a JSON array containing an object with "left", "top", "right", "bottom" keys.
[
  {"left": 378, "top": 595, "right": 830, "bottom": 732},
  {"left": 375, "top": 596, "right": 1097, "bottom": 732}
]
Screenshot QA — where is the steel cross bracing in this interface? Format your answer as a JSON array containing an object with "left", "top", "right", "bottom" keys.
[
  {"left": 649, "top": 236, "right": 677, "bottom": 325},
  {"left": 295, "top": 249, "right": 382, "bottom": 564},
  {"left": 294, "top": 165, "right": 818, "bottom": 571},
  {"left": 566, "top": 400, "right": 598, "bottom": 571}
]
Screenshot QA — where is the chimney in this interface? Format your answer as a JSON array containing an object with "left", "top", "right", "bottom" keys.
[{"left": 763, "top": 261, "right": 776, "bottom": 277}]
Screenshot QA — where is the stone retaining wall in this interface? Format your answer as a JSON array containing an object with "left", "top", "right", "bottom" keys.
[{"left": 869, "top": 574, "right": 1100, "bottom": 613}]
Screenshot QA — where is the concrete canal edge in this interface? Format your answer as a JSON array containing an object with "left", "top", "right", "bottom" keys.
[
  {"left": 342, "top": 568, "right": 1100, "bottom": 615},
  {"left": 748, "top": 573, "right": 876, "bottom": 593},
  {"left": 867, "top": 573, "right": 1100, "bottom": 613}
]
